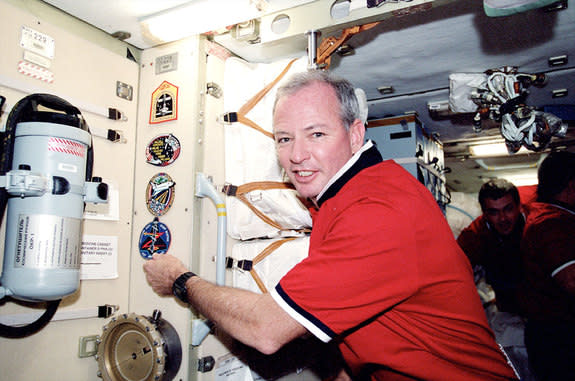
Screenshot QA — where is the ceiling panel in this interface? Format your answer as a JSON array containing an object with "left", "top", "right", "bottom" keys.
[{"left": 39, "top": 0, "right": 575, "bottom": 193}]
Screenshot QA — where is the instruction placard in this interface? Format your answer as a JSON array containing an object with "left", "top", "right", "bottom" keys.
[{"left": 80, "top": 235, "right": 118, "bottom": 280}]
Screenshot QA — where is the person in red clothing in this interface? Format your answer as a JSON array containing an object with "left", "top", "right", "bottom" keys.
[
  {"left": 457, "top": 179, "right": 526, "bottom": 314},
  {"left": 143, "top": 70, "right": 519, "bottom": 380},
  {"left": 521, "top": 150, "right": 575, "bottom": 381},
  {"left": 457, "top": 179, "right": 536, "bottom": 381}
]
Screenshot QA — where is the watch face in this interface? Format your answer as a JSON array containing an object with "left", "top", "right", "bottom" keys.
[
  {"left": 174, "top": 284, "right": 186, "bottom": 300},
  {"left": 174, "top": 273, "right": 193, "bottom": 302}
]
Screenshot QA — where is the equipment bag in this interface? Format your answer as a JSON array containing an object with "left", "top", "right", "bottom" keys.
[{"left": 223, "top": 56, "right": 311, "bottom": 240}]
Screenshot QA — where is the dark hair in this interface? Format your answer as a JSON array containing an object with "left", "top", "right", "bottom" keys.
[
  {"left": 273, "top": 70, "right": 360, "bottom": 131},
  {"left": 478, "top": 178, "right": 520, "bottom": 211},
  {"left": 537, "top": 151, "right": 575, "bottom": 203}
]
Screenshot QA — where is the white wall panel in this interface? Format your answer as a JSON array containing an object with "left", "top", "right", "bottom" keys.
[{"left": 0, "top": 0, "right": 139, "bottom": 380}]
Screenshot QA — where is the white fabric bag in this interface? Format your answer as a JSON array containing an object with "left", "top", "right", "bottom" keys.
[
  {"left": 223, "top": 56, "right": 312, "bottom": 240},
  {"left": 231, "top": 236, "right": 309, "bottom": 294}
]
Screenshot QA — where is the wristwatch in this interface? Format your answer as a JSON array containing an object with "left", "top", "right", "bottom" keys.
[{"left": 172, "top": 272, "right": 196, "bottom": 303}]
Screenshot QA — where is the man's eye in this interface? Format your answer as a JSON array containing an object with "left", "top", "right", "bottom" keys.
[
  {"left": 277, "top": 137, "right": 290, "bottom": 144},
  {"left": 312, "top": 132, "right": 325, "bottom": 138}
]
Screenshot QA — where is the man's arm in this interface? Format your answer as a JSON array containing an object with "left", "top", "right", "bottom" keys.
[
  {"left": 456, "top": 228, "right": 477, "bottom": 266},
  {"left": 143, "top": 253, "right": 307, "bottom": 354},
  {"left": 553, "top": 262, "right": 575, "bottom": 297},
  {"left": 538, "top": 217, "right": 575, "bottom": 298}
]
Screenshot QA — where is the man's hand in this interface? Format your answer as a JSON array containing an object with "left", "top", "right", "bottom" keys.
[{"left": 143, "top": 254, "right": 189, "bottom": 295}]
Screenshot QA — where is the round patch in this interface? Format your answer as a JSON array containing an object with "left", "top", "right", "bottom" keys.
[
  {"left": 146, "top": 172, "right": 176, "bottom": 216},
  {"left": 145, "top": 134, "right": 181, "bottom": 166},
  {"left": 139, "top": 218, "right": 172, "bottom": 259}
]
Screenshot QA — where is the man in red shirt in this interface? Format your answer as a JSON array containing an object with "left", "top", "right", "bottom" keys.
[
  {"left": 457, "top": 179, "right": 526, "bottom": 314},
  {"left": 144, "top": 70, "right": 519, "bottom": 380},
  {"left": 457, "top": 179, "right": 537, "bottom": 380},
  {"left": 521, "top": 150, "right": 575, "bottom": 381}
]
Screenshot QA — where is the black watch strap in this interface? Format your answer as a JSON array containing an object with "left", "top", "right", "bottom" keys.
[{"left": 172, "top": 271, "right": 196, "bottom": 303}]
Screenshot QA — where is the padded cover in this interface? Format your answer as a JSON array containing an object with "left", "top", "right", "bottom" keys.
[
  {"left": 449, "top": 73, "right": 487, "bottom": 113},
  {"left": 231, "top": 236, "right": 309, "bottom": 293},
  {"left": 484, "top": 0, "right": 560, "bottom": 17},
  {"left": 223, "top": 56, "right": 312, "bottom": 240}
]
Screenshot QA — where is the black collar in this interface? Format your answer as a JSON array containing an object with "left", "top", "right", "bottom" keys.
[{"left": 316, "top": 143, "right": 382, "bottom": 208}]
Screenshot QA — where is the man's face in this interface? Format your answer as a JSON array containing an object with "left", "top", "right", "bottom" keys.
[
  {"left": 483, "top": 193, "right": 521, "bottom": 236},
  {"left": 273, "top": 82, "right": 364, "bottom": 200}
]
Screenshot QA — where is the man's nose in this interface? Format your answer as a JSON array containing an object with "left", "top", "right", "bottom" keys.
[
  {"left": 498, "top": 212, "right": 513, "bottom": 225},
  {"left": 290, "top": 139, "right": 310, "bottom": 163}
]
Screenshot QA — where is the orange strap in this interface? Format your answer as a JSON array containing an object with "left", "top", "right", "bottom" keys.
[
  {"left": 235, "top": 181, "right": 295, "bottom": 193},
  {"left": 237, "top": 114, "right": 274, "bottom": 139},
  {"left": 224, "top": 59, "right": 308, "bottom": 231},
  {"left": 248, "top": 237, "right": 298, "bottom": 293},
  {"left": 226, "top": 181, "right": 299, "bottom": 231},
  {"left": 227, "top": 58, "right": 298, "bottom": 139},
  {"left": 317, "top": 22, "right": 380, "bottom": 69}
]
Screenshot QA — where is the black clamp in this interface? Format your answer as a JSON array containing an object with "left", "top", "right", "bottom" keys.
[
  {"left": 237, "top": 260, "right": 253, "bottom": 271},
  {"left": 225, "top": 257, "right": 234, "bottom": 269},
  {"left": 220, "top": 112, "right": 238, "bottom": 124},
  {"left": 108, "top": 108, "right": 127, "bottom": 121},
  {"left": 499, "top": 93, "right": 528, "bottom": 116},
  {"left": 97, "top": 305, "right": 117, "bottom": 318},
  {"left": 106, "top": 129, "right": 122, "bottom": 142},
  {"left": 224, "top": 257, "right": 253, "bottom": 271},
  {"left": 222, "top": 183, "right": 238, "bottom": 196}
]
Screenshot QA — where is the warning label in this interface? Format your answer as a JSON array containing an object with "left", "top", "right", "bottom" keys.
[{"left": 15, "top": 214, "right": 82, "bottom": 269}]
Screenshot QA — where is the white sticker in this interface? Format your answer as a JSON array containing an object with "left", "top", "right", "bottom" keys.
[
  {"left": 15, "top": 214, "right": 82, "bottom": 269},
  {"left": 23, "top": 50, "right": 51, "bottom": 68},
  {"left": 17, "top": 60, "right": 54, "bottom": 83},
  {"left": 215, "top": 354, "right": 257, "bottom": 381},
  {"left": 81, "top": 235, "right": 118, "bottom": 280},
  {"left": 58, "top": 163, "right": 78, "bottom": 173},
  {"left": 20, "top": 26, "right": 55, "bottom": 59}
]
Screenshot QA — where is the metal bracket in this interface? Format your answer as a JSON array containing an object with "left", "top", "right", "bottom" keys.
[
  {"left": 78, "top": 335, "right": 99, "bottom": 358},
  {"left": 198, "top": 355, "right": 215, "bottom": 373},
  {"left": 192, "top": 319, "right": 214, "bottom": 346},
  {"left": 207, "top": 82, "right": 223, "bottom": 99},
  {"left": 116, "top": 81, "right": 133, "bottom": 101}
]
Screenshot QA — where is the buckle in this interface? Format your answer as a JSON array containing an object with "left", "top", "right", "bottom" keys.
[
  {"left": 237, "top": 260, "right": 253, "bottom": 271},
  {"left": 219, "top": 112, "right": 238, "bottom": 124},
  {"left": 224, "top": 257, "right": 253, "bottom": 271},
  {"left": 222, "top": 183, "right": 238, "bottom": 196}
]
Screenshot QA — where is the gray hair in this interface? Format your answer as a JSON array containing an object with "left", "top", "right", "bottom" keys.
[{"left": 273, "top": 70, "right": 361, "bottom": 131}]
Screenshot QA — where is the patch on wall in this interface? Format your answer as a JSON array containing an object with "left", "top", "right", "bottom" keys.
[
  {"left": 149, "top": 80, "right": 178, "bottom": 124},
  {"left": 139, "top": 217, "right": 172, "bottom": 259},
  {"left": 145, "top": 133, "right": 181, "bottom": 166},
  {"left": 146, "top": 172, "right": 176, "bottom": 216}
]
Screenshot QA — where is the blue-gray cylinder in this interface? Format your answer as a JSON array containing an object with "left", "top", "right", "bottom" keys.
[{"left": 1, "top": 121, "right": 92, "bottom": 301}]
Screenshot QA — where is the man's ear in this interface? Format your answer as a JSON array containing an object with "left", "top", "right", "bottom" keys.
[{"left": 349, "top": 119, "right": 366, "bottom": 154}]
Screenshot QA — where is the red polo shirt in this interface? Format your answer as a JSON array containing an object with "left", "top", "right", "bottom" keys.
[{"left": 272, "top": 153, "right": 518, "bottom": 381}]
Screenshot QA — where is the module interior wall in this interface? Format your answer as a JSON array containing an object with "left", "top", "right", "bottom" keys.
[
  {"left": 130, "top": 34, "right": 210, "bottom": 381},
  {"left": 0, "top": 1, "right": 139, "bottom": 380}
]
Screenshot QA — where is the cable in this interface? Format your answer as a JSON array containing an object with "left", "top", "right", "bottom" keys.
[{"left": 0, "top": 300, "right": 60, "bottom": 338}]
